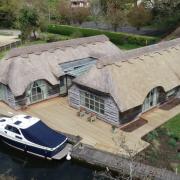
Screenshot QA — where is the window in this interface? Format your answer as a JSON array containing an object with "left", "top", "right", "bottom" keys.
[
  {"left": 5, "top": 125, "right": 21, "bottom": 135},
  {"left": 60, "top": 57, "right": 97, "bottom": 77},
  {"left": 0, "top": 119, "right": 6, "bottom": 122},
  {"left": 14, "top": 121, "right": 22, "bottom": 125},
  {"left": 30, "top": 80, "right": 47, "bottom": 103},
  {"left": 80, "top": 90, "right": 105, "bottom": 114}
]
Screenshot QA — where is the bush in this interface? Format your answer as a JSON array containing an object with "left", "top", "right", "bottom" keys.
[
  {"left": 168, "top": 131, "right": 180, "bottom": 141},
  {"left": 157, "top": 127, "right": 167, "bottom": 136},
  {"left": 177, "top": 153, "right": 180, "bottom": 160},
  {"left": 168, "top": 138, "right": 177, "bottom": 148},
  {"left": 40, "top": 33, "right": 70, "bottom": 43},
  {"left": 47, "top": 24, "right": 159, "bottom": 46},
  {"left": 71, "top": 30, "right": 83, "bottom": 38},
  {"left": 146, "top": 130, "right": 158, "bottom": 142}
]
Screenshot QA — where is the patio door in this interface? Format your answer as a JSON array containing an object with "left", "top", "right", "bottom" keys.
[
  {"left": 142, "top": 88, "right": 159, "bottom": 112},
  {"left": 29, "top": 80, "right": 47, "bottom": 103}
]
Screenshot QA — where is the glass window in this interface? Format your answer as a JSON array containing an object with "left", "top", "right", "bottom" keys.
[
  {"left": 80, "top": 90, "right": 105, "bottom": 114},
  {"left": 5, "top": 125, "right": 12, "bottom": 131},
  {"left": 30, "top": 80, "right": 47, "bottom": 103},
  {"left": 5, "top": 125, "right": 21, "bottom": 135},
  {"left": 12, "top": 127, "right": 21, "bottom": 135}
]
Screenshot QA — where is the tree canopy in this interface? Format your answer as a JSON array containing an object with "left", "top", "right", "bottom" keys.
[
  {"left": 18, "top": 5, "right": 40, "bottom": 40},
  {"left": 0, "top": 0, "right": 179, "bottom": 35}
]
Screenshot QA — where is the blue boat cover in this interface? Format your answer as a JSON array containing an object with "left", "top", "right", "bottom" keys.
[{"left": 21, "top": 121, "right": 67, "bottom": 148}]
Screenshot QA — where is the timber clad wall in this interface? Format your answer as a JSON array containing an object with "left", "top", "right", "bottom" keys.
[
  {"left": 104, "top": 98, "right": 119, "bottom": 125},
  {"left": 68, "top": 85, "right": 120, "bottom": 125},
  {"left": 68, "top": 85, "right": 81, "bottom": 109}
]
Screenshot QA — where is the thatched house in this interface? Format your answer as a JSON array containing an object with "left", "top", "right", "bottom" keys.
[
  {"left": 69, "top": 38, "right": 180, "bottom": 126},
  {"left": 0, "top": 35, "right": 122, "bottom": 109}
]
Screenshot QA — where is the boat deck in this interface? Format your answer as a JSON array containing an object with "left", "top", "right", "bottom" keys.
[{"left": 52, "top": 143, "right": 73, "bottom": 160}]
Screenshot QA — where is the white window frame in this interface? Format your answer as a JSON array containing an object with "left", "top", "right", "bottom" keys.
[{"left": 80, "top": 90, "right": 105, "bottom": 115}]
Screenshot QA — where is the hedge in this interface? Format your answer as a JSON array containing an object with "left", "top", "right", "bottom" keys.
[{"left": 47, "top": 24, "right": 159, "bottom": 46}]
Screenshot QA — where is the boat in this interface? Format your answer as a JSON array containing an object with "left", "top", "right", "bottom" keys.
[{"left": 0, "top": 114, "right": 71, "bottom": 160}]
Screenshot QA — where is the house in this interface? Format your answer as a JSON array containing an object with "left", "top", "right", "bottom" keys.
[
  {"left": 71, "top": 0, "right": 90, "bottom": 8},
  {"left": 68, "top": 38, "right": 180, "bottom": 126},
  {"left": 1, "top": 35, "right": 180, "bottom": 127},
  {"left": 0, "top": 35, "right": 122, "bottom": 109}
]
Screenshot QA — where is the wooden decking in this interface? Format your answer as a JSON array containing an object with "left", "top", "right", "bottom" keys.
[
  {"left": 22, "top": 97, "right": 130, "bottom": 155},
  {"left": 0, "top": 97, "right": 180, "bottom": 157}
]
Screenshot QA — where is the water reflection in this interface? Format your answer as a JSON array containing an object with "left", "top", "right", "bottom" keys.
[{"left": 0, "top": 142, "right": 94, "bottom": 180}]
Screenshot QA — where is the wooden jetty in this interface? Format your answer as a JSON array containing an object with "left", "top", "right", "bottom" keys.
[{"left": 71, "top": 143, "right": 180, "bottom": 180}]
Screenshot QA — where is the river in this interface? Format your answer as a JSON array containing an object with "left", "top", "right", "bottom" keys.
[{"left": 0, "top": 142, "right": 97, "bottom": 180}]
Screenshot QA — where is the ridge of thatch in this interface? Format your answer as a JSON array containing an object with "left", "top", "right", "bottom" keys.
[
  {"left": 0, "top": 35, "right": 122, "bottom": 97},
  {"left": 96, "top": 37, "right": 180, "bottom": 68},
  {"left": 74, "top": 38, "right": 180, "bottom": 112},
  {"left": 5, "top": 35, "right": 109, "bottom": 60}
]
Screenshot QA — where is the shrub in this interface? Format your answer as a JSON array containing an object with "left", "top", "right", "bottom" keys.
[
  {"left": 47, "top": 24, "right": 159, "bottom": 46},
  {"left": 40, "top": 33, "right": 70, "bottom": 43},
  {"left": 71, "top": 30, "right": 83, "bottom": 38},
  {"left": 146, "top": 130, "right": 158, "bottom": 142},
  {"left": 157, "top": 127, "right": 167, "bottom": 136},
  {"left": 166, "top": 130, "right": 180, "bottom": 141},
  {"left": 177, "top": 153, "right": 180, "bottom": 160},
  {"left": 168, "top": 138, "right": 177, "bottom": 148}
]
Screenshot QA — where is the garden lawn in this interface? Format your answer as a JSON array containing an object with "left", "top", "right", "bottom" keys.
[
  {"left": 0, "top": 50, "right": 7, "bottom": 60},
  {"left": 117, "top": 43, "right": 142, "bottom": 50},
  {"left": 163, "top": 114, "right": 180, "bottom": 138}
]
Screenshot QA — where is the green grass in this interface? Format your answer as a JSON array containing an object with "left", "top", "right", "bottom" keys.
[
  {"left": 0, "top": 50, "right": 7, "bottom": 60},
  {"left": 21, "top": 40, "right": 46, "bottom": 47},
  {"left": 163, "top": 114, "right": 180, "bottom": 138},
  {"left": 178, "top": 164, "right": 180, "bottom": 173},
  {"left": 117, "top": 43, "right": 142, "bottom": 50}
]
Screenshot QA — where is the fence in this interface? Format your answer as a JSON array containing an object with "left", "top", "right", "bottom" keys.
[{"left": 0, "top": 40, "right": 22, "bottom": 52}]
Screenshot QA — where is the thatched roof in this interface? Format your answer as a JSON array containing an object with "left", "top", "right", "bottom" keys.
[
  {"left": 0, "top": 35, "right": 122, "bottom": 97},
  {"left": 74, "top": 38, "right": 180, "bottom": 112}
]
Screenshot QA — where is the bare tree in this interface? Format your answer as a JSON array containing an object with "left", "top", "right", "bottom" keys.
[
  {"left": 105, "top": 0, "right": 126, "bottom": 31},
  {"left": 90, "top": 0, "right": 102, "bottom": 26},
  {"left": 72, "top": 7, "right": 90, "bottom": 25},
  {"left": 112, "top": 132, "right": 156, "bottom": 180},
  {"left": 127, "top": 4, "right": 152, "bottom": 30},
  {"left": 56, "top": 0, "right": 72, "bottom": 24}
]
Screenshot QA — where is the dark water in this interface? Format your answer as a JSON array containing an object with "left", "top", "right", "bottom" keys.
[{"left": 0, "top": 143, "right": 96, "bottom": 180}]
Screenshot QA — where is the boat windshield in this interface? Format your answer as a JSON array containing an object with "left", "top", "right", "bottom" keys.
[{"left": 21, "top": 121, "right": 67, "bottom": 148}]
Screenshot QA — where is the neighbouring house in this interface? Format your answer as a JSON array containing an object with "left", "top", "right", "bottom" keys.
[
  {"left": 71, "top": 0, "right": 90, "bottom": 8},
  {"left": 0, "top": 35, "right": 122, "bottom": 109},
  {"left": 69, "top": 38, "right": 180, "bottom": 126}
]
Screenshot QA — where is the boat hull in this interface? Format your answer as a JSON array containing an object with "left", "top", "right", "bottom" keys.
[{"left": 0, "top": 135, "right": 67, "bottom": 159}]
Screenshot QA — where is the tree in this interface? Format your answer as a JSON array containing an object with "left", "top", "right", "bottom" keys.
[
  {"left": 112, "top": 132, "right": 157, "bottom": 180},
  {"left": 142, "top": 0, "right": 180, "bottom": 29},
  {"left": 72, "top": 7, "right": 90, "bottom": 25},
  {"left": 56, "top": 0, "right": 72, "bottom": 24},
  {"left": 127, "top": 4, "right": 152, "bottom": 30},
  {"left": 0, "top": 0, "right": 23, "bottom": 28},
  {"left": 90, "top": 0, "right": 101, "bottom": 26},
  {"left": 18, "top": 6, "right": 40, "bottom": 41},
  {"left": 105, "top": 0, "right": 127, "bottom": 31}
]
